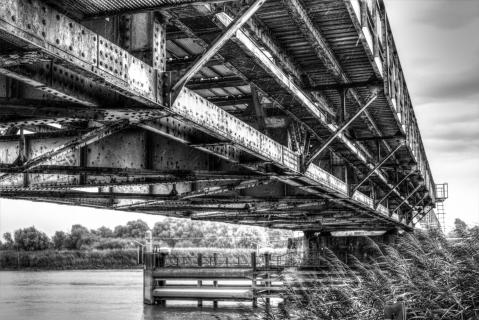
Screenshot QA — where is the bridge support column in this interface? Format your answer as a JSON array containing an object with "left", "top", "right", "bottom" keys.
[{"left": 143, "top": 231, "right": 155, "bottom": 305}]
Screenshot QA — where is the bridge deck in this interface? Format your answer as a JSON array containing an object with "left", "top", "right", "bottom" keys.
[{"left": 0, "top": 0, "right": 443, "bottom": 231}]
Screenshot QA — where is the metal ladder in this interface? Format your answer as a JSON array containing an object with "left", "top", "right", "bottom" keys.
[{"left": 436, "top": 201, "right": 446, "bottom": 233}]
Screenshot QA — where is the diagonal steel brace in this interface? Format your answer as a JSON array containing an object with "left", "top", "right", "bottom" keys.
[
  {"left": 305, "top": 93, "right": 378, "bottom": 167},
  {"left": 351, "top": 142, "right": 403, "bottom": 195},
  {"left": 392, "top": 184, "right": 422, "bottom": 216},
  {"left": 170, "top": 0, "right": 267, "bottom": 101},
  {"left": 375, "top": 170, "right": 416, "bottom": 209}
]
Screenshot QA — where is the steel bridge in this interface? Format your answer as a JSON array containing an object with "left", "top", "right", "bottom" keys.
[{"left": 0, "top": 0, "right": 447, "bottom": 232}]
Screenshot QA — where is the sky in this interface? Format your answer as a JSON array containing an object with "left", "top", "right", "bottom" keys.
[
  {"left": 384, "top": 0, "right": 479, "bottom": 229},
  {"left": 0, "top": 0, "right": 478, "bottom": 236}
]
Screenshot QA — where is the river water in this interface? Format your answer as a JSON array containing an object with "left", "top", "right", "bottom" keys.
[{"left": 0, "top": 270, "right": 259, "bottom": 320}]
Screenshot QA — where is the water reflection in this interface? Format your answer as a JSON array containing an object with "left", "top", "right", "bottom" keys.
[
  {"left": 143, "top": 305, "right": 256, "bottom": 320},
  {"left": 0, "top": 270, "right": 259, "bottom": 320}
]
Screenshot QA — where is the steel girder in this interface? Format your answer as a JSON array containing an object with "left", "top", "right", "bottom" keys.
[{"left": 0, "top": 0, "right": 413, "bottom": 230}]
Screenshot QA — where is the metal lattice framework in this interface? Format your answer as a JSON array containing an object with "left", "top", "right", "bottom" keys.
[{"left": 0, "top": 0, "right": 446, "bottom": 232}]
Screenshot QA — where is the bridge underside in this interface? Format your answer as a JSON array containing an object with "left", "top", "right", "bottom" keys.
[{"left": 0, "top": 0, "right": 441, "bottom": 232}]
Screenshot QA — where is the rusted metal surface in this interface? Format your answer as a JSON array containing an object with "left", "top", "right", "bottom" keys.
[{"left": 0, "top": 0, "right": 444, "bottom": 231}]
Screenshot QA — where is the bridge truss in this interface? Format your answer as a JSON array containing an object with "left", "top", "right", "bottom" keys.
[{"left": 0, "top": 0, "right": 445, "bottom": 232}]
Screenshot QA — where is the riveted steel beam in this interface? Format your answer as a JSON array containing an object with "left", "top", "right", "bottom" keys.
[
  {"left": 0, "top": 121, "right": 130, "bottom": 183},
  {"left": 0, "top": 0, "right": 415, "bottom": 230},
  {"left": 0, "top": 190, "right": 177, "bottom": 200}
]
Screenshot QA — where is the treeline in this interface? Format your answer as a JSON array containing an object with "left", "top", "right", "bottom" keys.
[
  {"left": 0, "top": 249, "right": 139, "bottom": 270},
  {"left": 0, "top": 217, "right": 294, "bottom": 252},
  {"left": 0, "top": 217, "right": 293, "bottom": 270},
  {"left": 0, "top": 220, "right": 151, "bottom": 251}
]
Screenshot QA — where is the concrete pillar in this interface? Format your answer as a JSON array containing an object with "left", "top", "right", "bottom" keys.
[
  {"left": 143, "top": 269, "right": 155, "bottom": 305},
  {"left": 143, "top": 231, "right": 155, "bottom": 305}
]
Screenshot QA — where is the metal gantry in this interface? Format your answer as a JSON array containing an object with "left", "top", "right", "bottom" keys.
[{"left": 0, "top": 0, "right": 446, "bottom": 232}]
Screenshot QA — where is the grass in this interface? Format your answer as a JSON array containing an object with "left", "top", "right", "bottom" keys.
[{"left": 265, "top": 230, "right": 479, "bottom": 320}]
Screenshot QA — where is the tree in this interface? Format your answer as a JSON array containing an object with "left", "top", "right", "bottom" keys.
[
  {"left": 13, "top": 226, "right": 51, "bottom": 251},
  {"left": 125, "top": 219, "right": 149, "bottom": 238},
  {"left": 2, "top": 232, "right": 14, "bottom": 250},
  {"left": 113, "top": 225, "right": 129, "bottom": 238},
  {"left": 453, "top": 218, "right": 469, "bottom": 238},
  {"left": 64, "top": 224, "right": 93, "bottom": 250},
  {"left": 153, "top": 219, "right": 180, "bottom": 248},
  {"left": 96, "top": 226, "right": 114, "bottom": 238},
  {"left": 52, "top": 231, "right": 67, "bottom": 250}
]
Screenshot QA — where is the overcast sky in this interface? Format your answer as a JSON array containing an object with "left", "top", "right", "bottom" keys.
[
  {"left": 384, "top": 0, "right": 479, "bottom": 229},
  {"left": 0, "top": 0, "right": 478, "bottom": 236}
]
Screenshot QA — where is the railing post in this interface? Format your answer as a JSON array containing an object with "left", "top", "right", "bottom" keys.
[
  {"left": 197, "top": 253, "right": 203, "bottom": 308},
  {"left": 263, "top": 253, "right": 271, "bottom": 306},
  {"left": 251, "top": 252, "right": 257, "bottom": 308},
  {"left": 157, "top": 252, "right": 167, "bottom": 307},
  {"left": 213, "top": 252, "right": 219, "bottom": 308}
]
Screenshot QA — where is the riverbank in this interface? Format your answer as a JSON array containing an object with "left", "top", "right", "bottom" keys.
[{"left": 0, "top": 249, "right": 141, "bottom": 270}]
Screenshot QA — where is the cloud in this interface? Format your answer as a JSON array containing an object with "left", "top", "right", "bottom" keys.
[
  {"left": 415, "top": 70, "right": 479, "bottom": 103},
  {"left": 385, "top": 0, "right": 479, "bottom": 106},
  {"left": 411, "top": 0, "right": 479, "bottom": 29}
]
